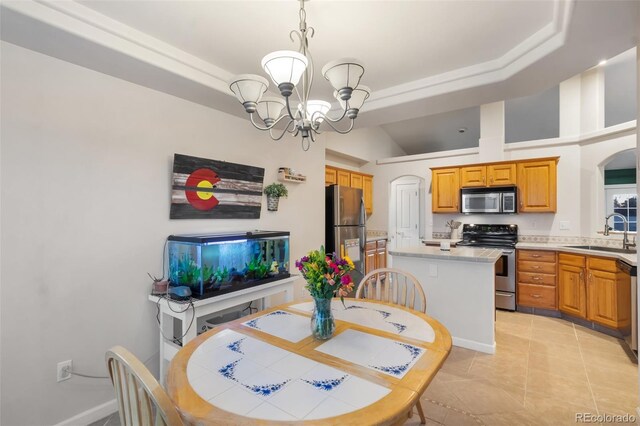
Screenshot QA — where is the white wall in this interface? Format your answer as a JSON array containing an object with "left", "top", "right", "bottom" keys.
[{"left": 0, "top": 42, "right": 324, "bottom": 425}]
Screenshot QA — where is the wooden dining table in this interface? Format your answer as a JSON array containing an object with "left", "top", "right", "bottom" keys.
[{"left": 167, "top": 299, "right": 452, "bottom": 425}]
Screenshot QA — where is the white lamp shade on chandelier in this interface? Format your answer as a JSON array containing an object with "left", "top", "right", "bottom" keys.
[
  {"left": 335, "top": 85, "right": 371, "bottom": 111},
  {"left": 321, "top": 58, "right": 365, "bottom": 95},
  {"left": 261, "top": 50, "right": 309, "bottom": 87},
  {"left": 228, "top": 74, "right": 269, "bottom": 104},
  {"left": 299, "top": 100, "right": 331, "bottom": 123},
  {"left": 257, "top": 97, "right": 286, "bottom": 123}
]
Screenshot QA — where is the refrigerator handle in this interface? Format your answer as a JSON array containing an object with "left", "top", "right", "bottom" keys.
[{"left": 360, "top": 196, "right": 366, "bottom": 225}]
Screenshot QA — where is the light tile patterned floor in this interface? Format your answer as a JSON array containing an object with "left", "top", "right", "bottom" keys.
[
  {"left": 93, "top": 310, "right": 638, "bottom": 426},
  {"left": 406, "top": 310, "right": 639, "bottom": 426}
]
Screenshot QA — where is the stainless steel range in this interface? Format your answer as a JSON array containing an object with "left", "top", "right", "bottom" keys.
[{"left": 458, "top": 224, "right": 518, "bottom": 311}]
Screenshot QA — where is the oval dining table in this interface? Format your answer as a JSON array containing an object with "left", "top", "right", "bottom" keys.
[{"left": 167, "top": 298, "right": 452, "bottom": 425}]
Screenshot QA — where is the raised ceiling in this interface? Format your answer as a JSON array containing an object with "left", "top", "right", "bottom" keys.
[{"left": 1, "top": 0, "right": 639, "bottom": 155}]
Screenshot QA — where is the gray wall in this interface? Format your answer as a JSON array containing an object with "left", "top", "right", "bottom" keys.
[
  {"left": 505, "top": 86, "right": 560, "bottom": 143},
  {"left": 605, "top": 49, "right": 637, "bottom": 127}
]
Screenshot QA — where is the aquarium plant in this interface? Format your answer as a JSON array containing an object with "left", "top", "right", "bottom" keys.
[
  {"left": 244, "top": 257, "right": 271, "bottom": 280},
  {"left": 177, "top": 253, "right": 201, "bottom": 287},
  {"left": 212, "top": 265, "right": 229, "bottom": 283}
]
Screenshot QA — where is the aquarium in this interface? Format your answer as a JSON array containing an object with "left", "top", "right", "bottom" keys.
[{"left": 167, "top": 231, "right": 290, "bottom": 299}]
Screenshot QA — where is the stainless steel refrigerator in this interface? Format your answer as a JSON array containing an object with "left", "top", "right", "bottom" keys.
[{"left": 325, "top": 185, "right": 366, "bottom": 286}]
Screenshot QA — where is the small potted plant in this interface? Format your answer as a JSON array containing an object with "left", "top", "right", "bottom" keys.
[{"left": 263, "top": 182, "right": 288, "bottom": 211}]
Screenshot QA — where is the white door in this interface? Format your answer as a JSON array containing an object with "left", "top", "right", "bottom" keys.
[{"left": 395, "top": 182, "right": 420, "bottom": 248}]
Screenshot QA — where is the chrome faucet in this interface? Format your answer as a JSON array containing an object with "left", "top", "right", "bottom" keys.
[{"left": 604, "top": 213, "right": 636, "bottom": 250}]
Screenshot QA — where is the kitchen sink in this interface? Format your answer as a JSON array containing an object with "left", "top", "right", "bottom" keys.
[{"left": 565, "top": 245, "right": 636, "bottom": 255}]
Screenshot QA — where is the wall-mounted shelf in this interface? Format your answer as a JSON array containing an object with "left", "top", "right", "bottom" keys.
[{"left": 278, "top": 170, "right": 306, "bottom": 183}]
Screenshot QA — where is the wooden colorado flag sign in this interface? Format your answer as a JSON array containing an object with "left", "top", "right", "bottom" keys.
[{"left": 170, "top": 153, "right": 265, "bottom": 219}]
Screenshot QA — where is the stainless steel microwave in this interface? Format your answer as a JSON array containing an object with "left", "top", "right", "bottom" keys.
[{"left": 460, "top": 187, "right": 517, "bottom": 214}]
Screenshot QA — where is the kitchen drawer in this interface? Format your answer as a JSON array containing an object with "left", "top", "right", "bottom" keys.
[
  {"left": 518, "top": 250, "right": 556, "bottom": 263},
  {"left": 518, "top": 260, "right": 556, "bottom": 274},
  {"left": 559, "top": 253, "right": 586, "bottom": 268},
  {"left": 518, "top": 271, "right": 556, "bottom": 286},
  {"left": 518, "top": 283, "right": 557, "bottom": 309},
  {"left": 587, "top": 256, "right": 617, "bottom": 273},
  {"left": 365, "top": 241, "right": 377, "bottom": 251},
  {"left": 376, "top": 239, "right": 387, "bottom": 249}
]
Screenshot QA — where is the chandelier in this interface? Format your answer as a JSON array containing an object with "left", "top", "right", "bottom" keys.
[{"left": 228, "top": 0, "right": 371, "bottom": 151}]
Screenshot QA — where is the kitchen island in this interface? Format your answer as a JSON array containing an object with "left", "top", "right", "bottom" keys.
[{"left": 390, "top": 245, "right": 501, "bottom": 354}]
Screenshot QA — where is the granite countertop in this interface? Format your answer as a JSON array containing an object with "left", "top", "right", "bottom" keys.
[
  {"left": 516, "top": 242, "right": 636, "bottom": 266},
  {"left": 389, "top": 246, "right": 502, "bottom": 263}
]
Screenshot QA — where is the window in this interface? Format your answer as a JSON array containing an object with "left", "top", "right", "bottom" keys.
[{"left": 605, "top": 184, "right": 637, "bottom": 232}]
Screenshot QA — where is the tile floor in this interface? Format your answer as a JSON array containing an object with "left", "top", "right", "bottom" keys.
[
  {"left": 407, "top": 310, "right": 639, "bottom": 426},
  {"left": 92, "top": 310, "right": 638, "bottom": 426}
]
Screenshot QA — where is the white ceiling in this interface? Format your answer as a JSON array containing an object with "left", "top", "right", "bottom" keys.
[{"left": 1, "top": 0, "right": 639, "bottom": 155}]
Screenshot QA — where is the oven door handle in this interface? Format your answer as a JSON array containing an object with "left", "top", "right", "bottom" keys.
[{"left": 501, "top": 249, "right": 515, "bottom": 254}]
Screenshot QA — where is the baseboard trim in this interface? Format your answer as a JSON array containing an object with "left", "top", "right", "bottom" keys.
[
  {"left": 452, "top": 336, "right": 495, "bottom": 354},
  {"left": 53, "top": 399, "right": 117, "bottom": 426}
]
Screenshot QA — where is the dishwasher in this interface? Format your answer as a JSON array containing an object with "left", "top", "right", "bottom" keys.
[{"left": 620, "top": 260, "right": 638, "bottom": 352}]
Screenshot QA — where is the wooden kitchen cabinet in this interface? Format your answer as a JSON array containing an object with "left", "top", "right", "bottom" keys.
[
  {"left": 365, "top": 241, "right": 377, "bottom": 276},
  {"left": 517, "top": 159, "right": 558, "bottom": 213},
  {"left": 350, "top": 173, "right": 363, "bottom": 189},
  {"left": 431, "top": 168, "right": 460, "bottom": 213},
  {"left": 460, "top": 166, "right": 486, "bottom": 187},
  {"left": 325, "top": 166, "right": 374, "bottom": 215},
  {"left": 487, "top": 163, "right": 517, "bottom": 186},
  {"left": 517, "top": 249, "right": 557, "bottom": 309},
  {"left": 558, "top": 262, "right": 587, "bottom": 318},
  {"left": 461, "top": 163, "right": 517, "bottom": 188},
  {"left": 365, "top": 239, "right": 387, "bottom": 275},
  {"left": 363, "top": 175, "right": 373, "bottom": 215},
  {"left": 586, "top": 257, "right": 630, "bottom": 329},
  {"left": 325, "top": 168, "right": 337, "bottom": 186},
  {"left": 558, "top": 253, "right": 587, "bottom": 318},
  {"left": 337, "top": 170, "right": 350, "bottom": 187}
]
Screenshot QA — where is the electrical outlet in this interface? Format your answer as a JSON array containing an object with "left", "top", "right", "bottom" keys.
[
  {"left": 559, "top": 221, "right": 570, "bottom": 231},
  {"left": 57, "top": 360, "right": 72, "bottom": 382},
  {"left": 428, "top": 264, "right": 438, "bottom": 277}
]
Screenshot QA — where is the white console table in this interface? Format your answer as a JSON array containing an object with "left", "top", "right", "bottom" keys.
[{"left": 148, "top": 276, "right": 297, "bottom": 382}]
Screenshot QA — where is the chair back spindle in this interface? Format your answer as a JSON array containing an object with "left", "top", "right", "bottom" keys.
[{"left": 355, "top": 268, "right": 427, "bottom": 313}]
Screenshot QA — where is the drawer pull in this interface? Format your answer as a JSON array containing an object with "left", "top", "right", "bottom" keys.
[
  {"left": 531, "top": 254, "right": 541, "bottom": 258},
  {"left": 532, "top": 294, "right": 541, "bottom": 298},
  {"left": 533, "top": 276, "right": 542, "bottom": 281},
  {"left": 532, "top": 266, "right": 541, "bottom": 269}
]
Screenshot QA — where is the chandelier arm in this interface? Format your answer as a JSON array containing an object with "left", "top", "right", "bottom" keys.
[
  {"left": 310, "top": 105, "right": 348, "bottom": 124},
  {"left": 249, "top": 113, "right": 290, "bottom": 131},
  {"left": 320, "top": 118, "right": 355, "bottom": 135},
  {"left": 268, "top": 119, "right": 296, "bottom": 141}
]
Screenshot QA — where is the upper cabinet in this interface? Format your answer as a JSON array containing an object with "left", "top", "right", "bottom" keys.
[
  {"left": 432, "top": 168, "right": 460, "bottom": 213},
  {"left": 325, "top": 166, "right": 374, "bottom": 215},
  {"left": 516, "top": 158, "right": 558, "bottom": 213},
  {"left": 460, "top": 163, "right": 517, "bottom": 188},
  {"left": 460, "top": 166, "right": 486, "bottom": 187},
  {"left": 487, "top": 163, "right": 517, "bottom": 186},
  {"left": 431, "top": 156, "right": 558, "bottom": 213}
]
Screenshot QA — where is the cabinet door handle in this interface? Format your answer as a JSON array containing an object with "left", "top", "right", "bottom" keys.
[{"left": 490, "top": 176, "right": 494, "bottom": 183}]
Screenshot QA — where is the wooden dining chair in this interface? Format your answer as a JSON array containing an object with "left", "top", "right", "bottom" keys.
[
  {"left": 355, "top": 268, "right": 428, "bottom": 424},
  {"left": 106, "top": 346, "right": 184, "bottom": 426},
  {"left": 355, "top": 268, "right": 427, "bottom": 314}
]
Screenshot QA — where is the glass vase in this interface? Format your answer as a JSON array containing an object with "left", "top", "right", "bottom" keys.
[{"left": 310, "top": 296, "right": 335, "bottom": 340}]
